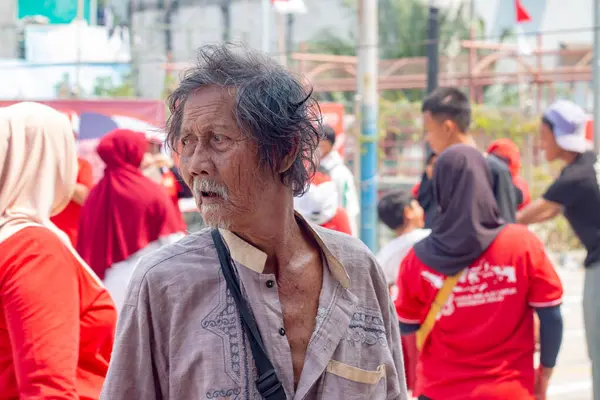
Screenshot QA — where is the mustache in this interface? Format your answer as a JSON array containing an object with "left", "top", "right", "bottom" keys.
[{"left": 192, "top": 179, "right": 228, "bottom": 198}]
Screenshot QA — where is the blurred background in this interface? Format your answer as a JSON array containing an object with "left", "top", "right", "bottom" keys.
[{"left": 0, "top": 0, "right": 596, "bottom": 256}]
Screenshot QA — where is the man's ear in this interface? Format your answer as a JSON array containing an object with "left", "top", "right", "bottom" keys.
[
  {"left": 278, "top": 138, "right": 299, "bottom": 173},
  {"left": 443, "top": 119, "right": 457, "bottom": 134},
  {"left": 403, "top": 206, "right": 413, "bottom": 222}
]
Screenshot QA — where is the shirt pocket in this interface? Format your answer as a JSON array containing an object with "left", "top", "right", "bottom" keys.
[{"left": 320, "top": 360, "right": 387, "bottom": 399}]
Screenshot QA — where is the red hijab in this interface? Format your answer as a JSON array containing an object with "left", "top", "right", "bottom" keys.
[
  {"left": 487, "top": 139, "right": 531, "bottom": 210},
  {"left": 77, "top": 129, "right": 184, "bottom": 280}
]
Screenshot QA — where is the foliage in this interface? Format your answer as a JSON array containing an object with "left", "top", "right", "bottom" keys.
[
  {"left": 305, "top": 0, "right": 477, "bottom": 106},
  {"left": 92, "top": 73, "right": 136, "bottom": 97},
  {"left": 374, "top": 99, "right": 582, "bottom": 251}
]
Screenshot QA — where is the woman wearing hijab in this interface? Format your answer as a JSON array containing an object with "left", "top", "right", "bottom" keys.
[
  {"left": 487, "top": 138, "right": 531, "bottom": 210},
  {"left": 394, "top": 145, "right": 564, "bottom": 400},
  {"left": 0, "top": 103, "right": 117, "bottom": 399},
  {"left": 77, "top": 129, "right": 185, "bottom": 311}
]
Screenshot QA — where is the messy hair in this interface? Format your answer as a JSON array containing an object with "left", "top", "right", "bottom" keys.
[{"left": 166, "top": 43, "right": 321, "bottom": 196}]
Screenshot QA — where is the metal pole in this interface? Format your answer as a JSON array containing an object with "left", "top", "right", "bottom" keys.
[
  {"left": 261, "top": 0, "right": 271, "bottom": 54},
  {"left": 426, "top": 6, "right": 439, "bottom": 95},
  {"left": 594, "top": 0, "right": 600, "bottom": 152},
  {"left": 424, "top": 5, "right": 439, "bottom": 162},
  {"left": 358, "top": 0, "right": 379, "bottom": 251}
]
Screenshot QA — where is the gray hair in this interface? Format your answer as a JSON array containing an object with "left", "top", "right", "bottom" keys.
[{"left": 166, "top": 43, "right": 322, "bottom": 197}]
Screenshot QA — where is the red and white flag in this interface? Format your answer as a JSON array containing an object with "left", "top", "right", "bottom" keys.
[
  {"left": 515, "top": 0, "right": 532, "bottom": 55},
  {"left": 272, "top": 0, "right": 307, "bottom": 14}
]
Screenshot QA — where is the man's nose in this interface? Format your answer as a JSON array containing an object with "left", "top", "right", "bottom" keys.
[{"left": 187, "top": 145, "right": 215, "bottom": 177}]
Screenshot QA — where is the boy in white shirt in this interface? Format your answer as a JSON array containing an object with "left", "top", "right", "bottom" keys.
[{"left": 377, "top": 189, "right": 431, "bottom": 293}]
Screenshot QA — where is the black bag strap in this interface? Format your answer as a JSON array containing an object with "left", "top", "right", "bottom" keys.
[{"left": 211, "top": 229, "right": 287, "bottom": 400}]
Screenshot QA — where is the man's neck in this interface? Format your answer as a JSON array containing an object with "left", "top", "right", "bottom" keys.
[
  {"left": 451, "top": 133, "right": 476, "bottom": 148},
  {"left": 234, "top": 194, "right": 302, "bottom": 275},
  {"left": 560, "top": 151, "right": 580, "bottom": 164}
]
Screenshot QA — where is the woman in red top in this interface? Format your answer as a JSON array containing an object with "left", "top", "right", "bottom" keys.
[
  {"left": 395, "top": 145, "right": 563, "bottom": 400},
  {"left": 487, "top": 138, "right": 532, "bottom": 210},
  {"left": 0, "top": 102, "right": 117, "bottom": 399}
]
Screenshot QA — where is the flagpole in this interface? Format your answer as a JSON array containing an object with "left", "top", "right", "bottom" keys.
[{"left": 593, "top": 0, "right": 600, "bottom": 152}]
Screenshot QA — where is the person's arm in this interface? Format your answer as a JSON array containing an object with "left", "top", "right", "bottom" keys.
[
  {"left": 100, "top": 274, "right": 164, "bottom": 399},
  {"left": 534, "top": 306, "right": 563, "bottom": 400},
  {"left": 71, "top": 183, "right": 90, "bottom": 205},
  {"left": 394, "top": 251, "right": 427, "bottom": 336},
  {"left": 517, "top": 198, "right": 562, "bottom": 225},
  {"left": 536, "top": 306, "right": 563, "bottom": 368},
  {"left": 2, "top": 235, "right": 80, "bottom": 399},
  {"left": 72, "top": 159, "right": 94, "bottom": 205},
  {"left": 526, "top": 232, "right": 564, "bottom": 398}
]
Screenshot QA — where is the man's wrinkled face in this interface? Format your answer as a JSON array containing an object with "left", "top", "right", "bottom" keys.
[
  {"left": 178, "top": 86, "right": 268, "bottom": 229},
  {"left": 423, "top": 111, "right": 453, "bottom": 155},
  {"left": 540, "top": 121, "right": 561, "bottom": 162}
]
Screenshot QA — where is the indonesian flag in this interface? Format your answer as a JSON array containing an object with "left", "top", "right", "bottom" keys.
[
  {"left": 272, "top": 0, "right": 307, "bottom": 14},
  {"left": 515, "top": 0, "right": 532, "bottom": 55}
]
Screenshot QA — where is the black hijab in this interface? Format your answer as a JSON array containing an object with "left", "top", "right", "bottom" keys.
[{"left": 413, "top": 144, "right": 505, "bottom": 276}]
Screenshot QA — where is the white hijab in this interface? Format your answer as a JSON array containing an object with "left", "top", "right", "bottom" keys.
[{"left": 0, "top": 102, "right": 102, "bottom": 285}]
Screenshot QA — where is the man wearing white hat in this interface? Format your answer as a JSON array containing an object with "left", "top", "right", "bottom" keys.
[{"left": 518, "top": 99, "right": 600, "bottom": 399}]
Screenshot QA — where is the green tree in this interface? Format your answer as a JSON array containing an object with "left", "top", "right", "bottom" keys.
[
  {"left": 305, "top": 0, "right": 477, "bottom": 105},
  {"left": 92, "top": 73, "right": 135, "bottom": 97}
]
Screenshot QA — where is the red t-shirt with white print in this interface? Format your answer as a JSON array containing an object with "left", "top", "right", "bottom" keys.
[{"left": 394, "top": 224, "right": 563, "bottom": 400}]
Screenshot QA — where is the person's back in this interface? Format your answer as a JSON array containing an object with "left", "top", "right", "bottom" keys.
[
  {"left": 487, "top": 138, "right": 532, "bottom": 210},
  {"left": 77, "top": 129, "right": 185, "bottom": 310},
  {"left": 395, "top": 145, "right": 562, "bottom": 400},
  {"left": 398, "top": 224, "right": 561, "bottom": 399}
]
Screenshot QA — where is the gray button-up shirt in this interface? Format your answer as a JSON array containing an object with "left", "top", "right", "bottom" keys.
[{"left": 100, "top": 217, "right": 408, "bottom": 400}]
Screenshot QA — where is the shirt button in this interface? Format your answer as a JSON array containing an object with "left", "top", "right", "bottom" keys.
[
  {"left": 279, "top": 327, "right": 286, "bottom": 336},
  {"left": 266, "top": 280, "right": 274, "bottom": 288}
]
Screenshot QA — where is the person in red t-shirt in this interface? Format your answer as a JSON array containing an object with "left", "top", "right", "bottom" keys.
[
  {"left": 487, "top": 138, "right": 532, "bottom": 210},
  {"left": 294, "top": 171, "right": 353, "bottom": 235},
  {"left": 395, "top": 145, "right": 563, "bottom": 400},
  {"left": 51, "top": 157, "right": 94, "bottom": 245},
  {"left": 0, "top": 102, "right": 116, "bottom": 399}
]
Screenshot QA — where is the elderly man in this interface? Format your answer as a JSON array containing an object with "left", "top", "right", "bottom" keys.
[{"left": 100, "top": 44, "right": 407, "bottom": 400}]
